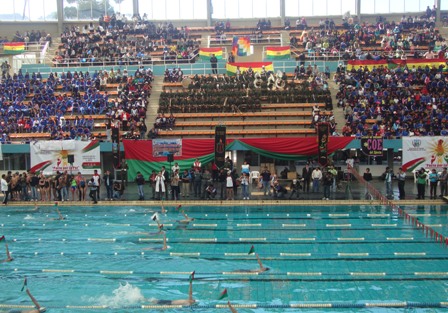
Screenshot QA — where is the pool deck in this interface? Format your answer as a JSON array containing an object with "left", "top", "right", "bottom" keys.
[{"left": 2, "top": 179, "right": 447, "bottom": 207}]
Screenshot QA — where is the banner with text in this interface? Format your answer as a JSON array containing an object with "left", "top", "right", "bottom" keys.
[
  {"left": 361, "top": 136, "right": 383, "bottom": 156},
  {"left": 30, "top": 140, "right": 101, "bottom": 175},
  {"left": 402, "top": 137, "right": 448, "bottom": 171},
  {"left": 317, "top": 123, "right": 329, "bottom": 166}
]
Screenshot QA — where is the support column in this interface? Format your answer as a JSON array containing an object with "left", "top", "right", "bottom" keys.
[
  {"left": 356, "top": 0, "right": 361, "bottom": 24},
  {"left": 387, "top": 148, "right": 394, "bottom": 170},
  {"left": 436, "top": 0, "right": 441, "bottom": 27},
  {"left": 57, "top": 0, "right": 64, "bottom": 34},
  {"left": 133, "top": 0, "right": 139, "bottom": 17},
  {"left": 280, "top": 0, "right": 285, "bottom": 27},
  {"left": 207, "top": 0, "right": 212, "bottom": 27}
]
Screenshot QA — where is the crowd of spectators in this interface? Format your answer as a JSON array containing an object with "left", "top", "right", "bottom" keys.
[
  {"left": 335, "top": 64, "right": 448, "bottom": 138},
  {"left": 0, "top": 66, "right": 152, "bottom": 142},
  {"left": 289, "top": 11, "right": 444, "bottom": 62},
  {"left": 53, "top": 15, "right": 199, "bottom": 66}
]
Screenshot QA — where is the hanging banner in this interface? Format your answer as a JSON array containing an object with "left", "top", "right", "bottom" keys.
[
  {"left": 152, "top": 139, "right": 182, "bottom": 157},
  {"left": 402, "top": 137, "right": 448, "bottom": 171},
  {"left": 30, "top": 140, "right": 101, "bottom": 175},
  {"left": 317, "top": 123, "right": 329, "bottom": 166},
  {"left": 361, "top": 136, "right": 383, "bottom": 156},
  {"left": 214, "top": 126, "right": 226, "bottom": 168}
]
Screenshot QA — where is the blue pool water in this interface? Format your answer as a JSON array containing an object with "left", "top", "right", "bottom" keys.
[{"left": 0, "top": 204, "right": 447, "bottom": 312}]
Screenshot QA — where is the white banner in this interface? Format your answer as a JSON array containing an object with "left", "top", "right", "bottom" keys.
[
  {"left": 402, "top": 137, "right": 448, "bottom": 171},
  {"left": 30, "top": 140, "right": 101, "bottom": 175}
]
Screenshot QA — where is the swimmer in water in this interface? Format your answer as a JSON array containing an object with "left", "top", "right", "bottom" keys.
[
  {"left": 142, "top": 231, "right": 167, "bottom": 251},
  {"left": 234, "top": 246, "right": 269, "bottom": 273},
  {"left": 51, "top": 208, "right": 65, "bottom": 220},
  {"left": 177, "top": 205, "right": 194, "bottom": 223},
  {"left": 151, "top": 273, "right": 195, "bottom": 306},
  {"left": 2, "top": 243, "right": 13, "bottom": 262},
  {"left": 2, "top": 280, "right": 46, "bottom": 313}
]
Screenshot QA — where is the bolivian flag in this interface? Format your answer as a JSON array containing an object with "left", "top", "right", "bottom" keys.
[
  {"left": 3, "top": 42, "right": 25, "bottom": 54},
  {"left": 199, "top": 48, "right": 223, "bottom": 61},
  {"left": 265, "top": 46, "right": 291, "bottom": 60},
  {"left": 226, "top": 62, "right": 274, "bottom": 76},
  {"left": 347, "top": 60, "right": 388, "bottom": 71}
]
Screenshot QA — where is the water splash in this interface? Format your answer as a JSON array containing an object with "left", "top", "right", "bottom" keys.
[
  {"left": 90, "top": 282, "right": 145, "bottom": 308},
  {"left": 24, "top": 215, "right": 35, "bottom": 220}
]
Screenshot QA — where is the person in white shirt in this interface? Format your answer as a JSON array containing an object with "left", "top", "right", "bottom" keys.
[
  {"left": 311, "top": 167, "right": 322, "bottom": 193},
  {"left": 171, "top": 162, "right": 180, "bottom": 174},
  {"left": 226, "top": 171, "right": 234, "bottom": 200}
]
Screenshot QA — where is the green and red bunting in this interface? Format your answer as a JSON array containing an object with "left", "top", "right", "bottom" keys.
[
  {"left": 29, "top": 160, "right": 52, "bottom": 175},
  {"left": 218, "top": 289, "right": 228, "bottom": 300},
  {"left": 248, "top": 245, "right": 255, "bottom": 255},
  {"left": 123, "top": 138, "right": 355, "bottom": 179}
]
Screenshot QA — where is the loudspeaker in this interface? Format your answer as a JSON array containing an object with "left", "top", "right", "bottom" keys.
[
  {"left": 167, "top": 153, "right": 174, "bottom": 163},
  {"left": 67, "top": 155, "right": 75, "bottom": 164}
]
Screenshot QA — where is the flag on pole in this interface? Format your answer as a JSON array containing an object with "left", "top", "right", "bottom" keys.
[
  {"left": 21, "top": 277, "right": 27, "bottom": 292},
  {"left": 218, "top": 288, "right": 228, "bottom": 300},
  {"left": 248, "top": 245, "right": 255, "bottom": 255},
  {"left": 189, "top": 271, "right": 195, "bottom": 283},
  {"left": 0, "top": 235, "right": 5, "bottom": 242}
]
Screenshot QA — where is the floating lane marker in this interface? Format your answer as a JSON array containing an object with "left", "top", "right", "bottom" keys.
[
  {"left": 440, "top": 302, "right": 448, "bottom": 307},
  {"left": 225, "top": 253, "right": 253, "bottom": 256},
  {"left": 0, "top": 305, "right": 35, "bottom": 309},
  {"left": 287, "top": 272, "right": 322, "bottom": 276},
  {"left": 237, "top": 224, "right": 261, "bottom": 227},
  {"left": 169, "top": 252, "right": 200, "bottom": 257},
  {"left": 365, "top": 302, "right": 406, "bottom": 308},
  {"left": 328, "top": 214, "right": 349, "bottom": 217},
  {"left": 216, "top": 304, "right": 257, "bottom": 309},
  {"left": 337, "top": 237, "right": 365, "bottom": 241},
  {"left": 414, "top": 272, "right": 448, "bottom": 276},
  {"left": 372, "top": 224, "right": 397, "bottom": 227},
  {"left": 66, "top": 305, "right": 108, "bottom": 309},
  {"left": 350, "top": 272, "right": 386, "bottom": 276},
  {"left": 394, "top": 252, "right": 426, "bottom": 256},
  {"left": 189, "top": 238, "right": 217, "bottom": 242},
  {"left": 192, "top": 224, "right": 217, "bottom": 227},
  {"left": 408, "top": 214, "right": 431, "bottom": 217},
  {"left": 326, "top": 224, "right": 351, "bottom": 227},
  {"left": 142, "top": 305, "right": 182, "bottom": 309},
  {"left": 289, "top": 238, "right": 316, "bottom": 241},
  {"left": 100, "top": 270, "right": 133, "bottom": 275},
  {"left": 367, "top": 214, "right": 390, "bottom": 217},
  {"left": 280, "top": 253, "right": 312, "bottom": 257},
  {"left": 387, "top": 237, "right": 414, "bottom": 241},
  {"left": 160, "top": 271, "right": 195, "bottom": 275},
  {"left": 290, "top": 304, "right": 332, "bottom": 308},
  {"left": 139, "top": 238, "right": 166, "bottom": 242},
  {"left": 87, "top": 238, "right": 116, "bottom": 242},
  {"left": 222, "top": 272, "right": 259, "bottom": 275},
  {"left": 425, "top": 224, "right": 443, "bottom": 227},
  {"left": 149, "top": 224, "right": 173, "bottom": 227},
  {"left": 282, "top": 224, "right": 306, "bottom": 227},
  {"left": 106, "top": 223, "right": 131, "bottom": 227},
  {"left": 338, "top": 253, "right": 369, "bottom": 257},
  {"left": 239, "top": 238, "right": 266, "bottom": 241},
  {"left": 42, "top": 269, "right": 75, "bottom": 273}
]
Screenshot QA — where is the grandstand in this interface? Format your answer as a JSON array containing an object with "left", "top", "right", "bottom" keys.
[{"left": 0, "top": 0, "right": 446, "bottom": 176}]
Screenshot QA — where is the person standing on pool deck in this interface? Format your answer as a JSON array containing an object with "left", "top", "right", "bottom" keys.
[
  {"left": 396, "top": 167, "right": 406, "bottom": 200},
  {"left": 92, "top": 169, "right": 101, "bottom": 200},
  {"left": 88, "top": 178, "right": 98, "bottom": 204},
  {"left": 1, "top": 174, "right": 9, "bottom": 205},
  {"left": 210, "top": 54, "right": 218, "bottom": 74}
]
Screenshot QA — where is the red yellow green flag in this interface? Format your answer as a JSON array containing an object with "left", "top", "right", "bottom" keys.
[
  {"left": 265, "top": 46, "right": 291, "bottom": 60},
  {"left": 226, "top": 62, "right": 274, "bottom": 76},
  {"left": 3, "top": 42, "right": 25, "bottom": 54},
  {"left": 199, "top": 48, "right": 223, "bottom": 60}
]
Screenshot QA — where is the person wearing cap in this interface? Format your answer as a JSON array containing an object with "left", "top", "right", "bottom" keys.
[
  {"left": 439, "top": 168, "right": 448, "bottom": 198},
  {"left": 150, "top": 274, "right": 195, "bottom": 306},
  {"left": 396, "top": 167, "right": 406, "bottom": 200}
]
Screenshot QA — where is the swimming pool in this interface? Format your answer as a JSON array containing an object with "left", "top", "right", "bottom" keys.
[{"left": 1, "top": 203, "right": 447, "bottom": 312}]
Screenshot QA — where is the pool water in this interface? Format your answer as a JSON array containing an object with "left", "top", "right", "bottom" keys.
[{"left": 1, "top": 204, "right": 447, "bottom": 312}]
